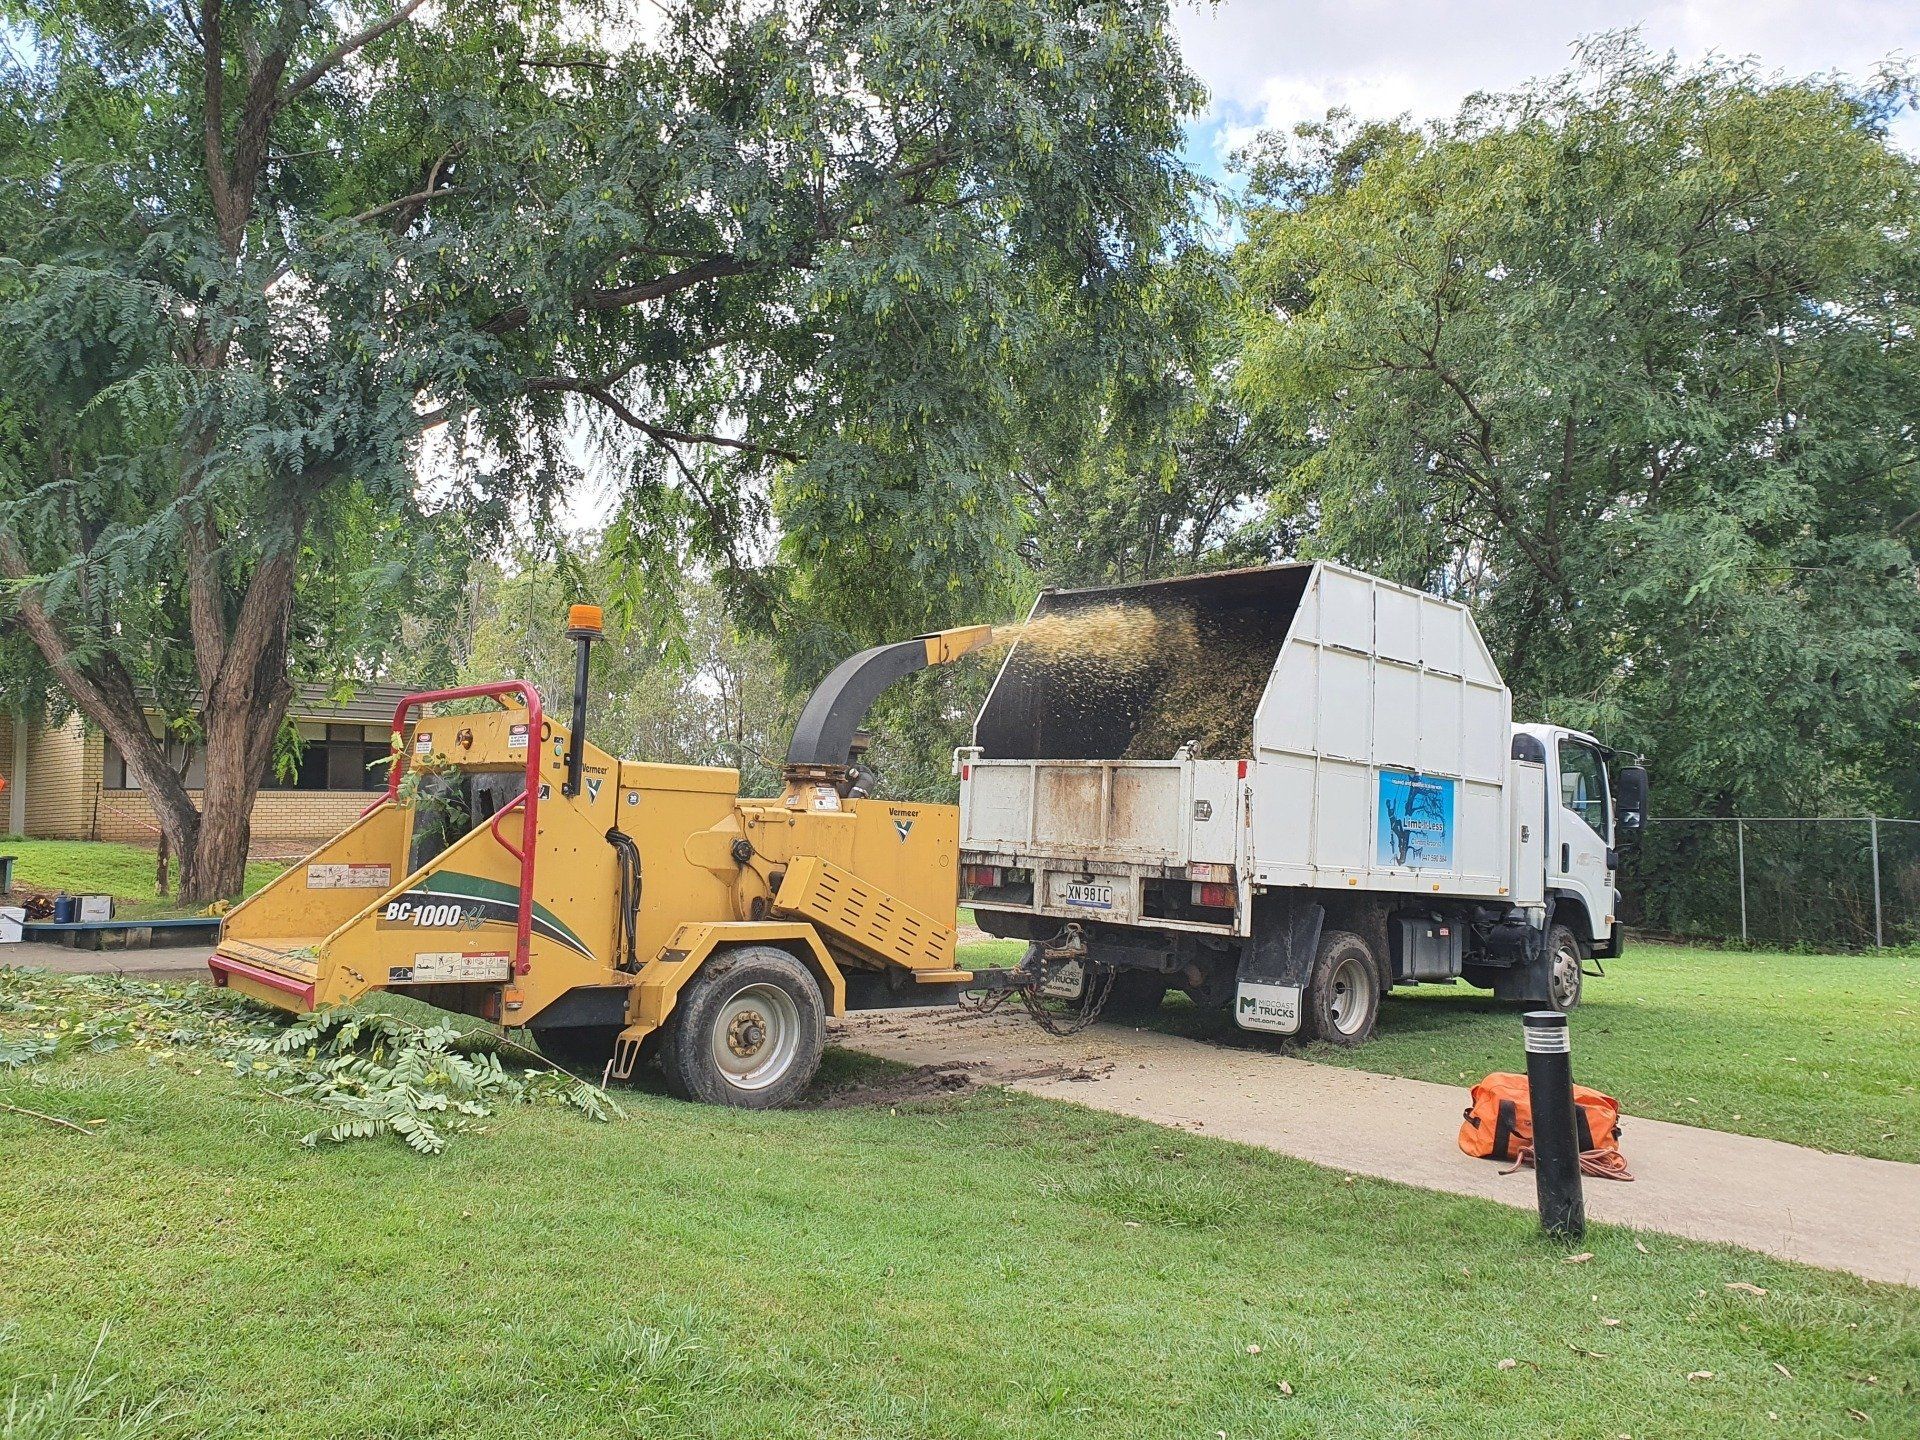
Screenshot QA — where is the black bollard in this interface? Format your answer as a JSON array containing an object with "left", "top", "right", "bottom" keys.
[{"left": 1522, "top": 1010, "right": 1585, "bottom": 1238}]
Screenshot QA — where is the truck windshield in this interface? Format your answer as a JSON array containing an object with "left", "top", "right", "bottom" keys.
[{"left": 1558, "top": 740, "right": 1609, "bottom": 835}]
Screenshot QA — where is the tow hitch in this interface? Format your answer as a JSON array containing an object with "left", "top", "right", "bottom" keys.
[{"left": 961, "top": 923, "right": 1117, "bottom": 1035}]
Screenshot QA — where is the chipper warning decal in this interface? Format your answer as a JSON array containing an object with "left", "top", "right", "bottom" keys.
[{"left": 389, "top": 952, "right": 512, "bottom": 984}]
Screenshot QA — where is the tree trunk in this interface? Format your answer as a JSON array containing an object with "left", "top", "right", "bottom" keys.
[
  {"left": 189, "top": 748, "right": 256, "bottom": 901},
  {"left": 177, "top": 535, "right": 300, "bottom": 904},
  {"left": 1, "top": 539, "right": 208, "bottom": 894},
  {"left": 188, "top": 673, "right": 293, "bottom": 903},
  {"left": 3, "top": 517, "right": 305, "bottom": 907}
]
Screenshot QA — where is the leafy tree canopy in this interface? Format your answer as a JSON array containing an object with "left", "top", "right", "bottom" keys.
[
  {"left": 0, "top": 0, "right": 1204, "bottom": 895},
  {"left": 1236, "top": 35, "right": 1920, "bottom": 817}
]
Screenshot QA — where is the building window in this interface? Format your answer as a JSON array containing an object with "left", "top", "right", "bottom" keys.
[
  {"left": 103, "top": 736, "right": 205, "bottom": 791},
  {"left": 261, "top": 724, "right": 390, "bottom": 792}
]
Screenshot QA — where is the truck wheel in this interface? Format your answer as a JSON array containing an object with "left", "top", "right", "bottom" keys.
[
  {"left": 530, "top": 1025, "right": 621, "bottom": 1078},
  {"left": 660, "top": 946, "right": 825, "bottom": 1108},
  {"left": 1304, "top": 930, "right": 1379, "bottom": 1046},
  {"left": 1546, "top": 924, "right": 1585, "bottom": 1010},
  {"left": 1101, "top": 969, "right": 1169, "bottom": 1022}
]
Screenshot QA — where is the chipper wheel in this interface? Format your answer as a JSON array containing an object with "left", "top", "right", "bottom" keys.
[
  {"left": 1303, "top": 929, "right": 1380, "bottom": 1047},
  {"left": 660, "top": 946, "right": 826, "bottom": 1108}
]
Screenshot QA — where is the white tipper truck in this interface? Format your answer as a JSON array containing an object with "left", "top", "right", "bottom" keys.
[{"left": 955, "top": 562, "right": 1649, "bottom": 1045}]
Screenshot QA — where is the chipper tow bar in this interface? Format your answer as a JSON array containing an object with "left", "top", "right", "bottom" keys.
[{"left": 959, "top": 922, "right": 1120, "bottom": 1035}]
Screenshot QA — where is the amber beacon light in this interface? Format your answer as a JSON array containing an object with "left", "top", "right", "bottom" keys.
[{"left": 563, "top": 603, "right": 602, "bottom": 796}]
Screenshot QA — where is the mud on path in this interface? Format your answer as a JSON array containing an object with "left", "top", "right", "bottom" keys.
[
  {"left": 801, "top": 1055, "right": 1110, "bottom": 1110},
  {"left": 831, "top": 1004, "right": 1920, "bottom": 1288},
  {"left": 812, "top": 1012, "right": 1111, "bottom": 1109}
]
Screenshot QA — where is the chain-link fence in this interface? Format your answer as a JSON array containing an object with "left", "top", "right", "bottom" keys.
[{"left": 1620, "top": 817, "right": 1920, "bottom": 951}]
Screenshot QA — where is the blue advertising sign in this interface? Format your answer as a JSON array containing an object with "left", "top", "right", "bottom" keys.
[{"left": 1377, "top": 771, "right": 1455, "bottom": 868}]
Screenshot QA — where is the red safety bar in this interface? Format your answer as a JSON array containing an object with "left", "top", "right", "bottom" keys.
[
  {"left": 208, "top": 954, "right": 317, "bottom": 1008},
  {"left": 385, "top": 681, "right": 546, "bottom": 977},
  {"left": 488, "top": 792, "right": 528, "bottom": 863}
]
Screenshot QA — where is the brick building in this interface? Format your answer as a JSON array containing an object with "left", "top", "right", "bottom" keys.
[{"left": 1, "top": 683, "right": 417, "bottom": 845}]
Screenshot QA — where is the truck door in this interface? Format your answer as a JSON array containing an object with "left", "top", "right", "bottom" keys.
[{"left": 1551, "top": 734, "right": 1614, "bottom": 944}]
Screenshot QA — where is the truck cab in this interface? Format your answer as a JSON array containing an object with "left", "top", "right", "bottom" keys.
[{"left": 1511, "top": 724, "right": 1646, "bottom": 967}]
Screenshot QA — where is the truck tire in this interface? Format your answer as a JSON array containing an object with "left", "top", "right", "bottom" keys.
[
  {"left": 1545, "top": 924, "right": 1585, "bottom": 1010},
  {"left": 1101, "top": 969, "right": 1169, "bottom": 1022},
  {"left": 530, "top": 1024, "right": 621, "bottom": 1078},
  {"left": 660, "top": 946, "right": 825, "bottom": 1108},
  {"left": 1304, "top": 930, "right": 1380, "bottom": 1046}
]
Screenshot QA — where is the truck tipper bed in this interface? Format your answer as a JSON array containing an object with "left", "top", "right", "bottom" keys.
[{"left": 957, "top": 562, "right": 1647, "bottom": 1044}]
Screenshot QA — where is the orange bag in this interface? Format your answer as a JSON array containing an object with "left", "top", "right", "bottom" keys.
[{"left": 1458, "top": 1072, "right": 1632, "bottom": 1180}]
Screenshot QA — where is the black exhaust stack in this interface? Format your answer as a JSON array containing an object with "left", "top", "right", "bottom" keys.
[{"left": 563, "top": 604, "right": 602, "bottom": 798}]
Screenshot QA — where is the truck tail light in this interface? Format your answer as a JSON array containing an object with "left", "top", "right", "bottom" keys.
[
  {"left": 1193, "top": 881, "right": 1235, "bottom": 909},
  {"left": 966, "top": 865, "right": 1002, "bottom": 890}
]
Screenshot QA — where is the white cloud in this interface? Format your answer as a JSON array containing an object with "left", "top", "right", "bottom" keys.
[{"left": 1175, "top": 0, "right": 1920, "bottom": 173}]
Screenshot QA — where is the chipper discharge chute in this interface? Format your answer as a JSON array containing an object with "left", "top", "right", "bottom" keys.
[{"left": 209, "top": 608, "right": 996, "bottom": 1107}]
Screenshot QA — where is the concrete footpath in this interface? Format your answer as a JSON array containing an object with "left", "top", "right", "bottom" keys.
[
  {"left": 836, "top": 1006, "right": 1920, "bottom": 1288},
  {"left": 3, "top": 942, "right": 212, "bottom": 982}
]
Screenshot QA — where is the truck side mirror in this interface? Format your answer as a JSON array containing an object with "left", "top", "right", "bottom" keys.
[{"left": 1613, "top": 764, "right": 1649, "bottom": 851}]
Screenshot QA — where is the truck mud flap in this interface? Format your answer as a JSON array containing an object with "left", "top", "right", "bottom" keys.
[
  {"left": 1491, "top": 905, "right": 1556, "bottom": 1003},
  {"left": 1233, "top": 896, "right": 1323, "bottom": 1035}
]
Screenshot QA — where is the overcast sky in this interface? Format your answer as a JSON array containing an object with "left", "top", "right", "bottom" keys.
[{"left": 1175, "top": 0, "right": 1920, "bottom": 179}]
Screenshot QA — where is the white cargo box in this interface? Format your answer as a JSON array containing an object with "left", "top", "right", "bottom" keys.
[
  {"left": 961, "top": 561, "right": 1516, "bottom": 912},
  {"left": 1250, "top": 565, "right": 1511, "bottom": 899}
]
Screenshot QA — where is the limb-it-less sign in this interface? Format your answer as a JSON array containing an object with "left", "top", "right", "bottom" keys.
[{"left": 1377, "top": 771, "right": 1455, "bottom": 868}]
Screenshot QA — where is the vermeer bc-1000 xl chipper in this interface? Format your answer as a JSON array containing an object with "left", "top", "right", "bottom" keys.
[{"left": 209, "top": 609, "right": 994, "bottom": 1107}]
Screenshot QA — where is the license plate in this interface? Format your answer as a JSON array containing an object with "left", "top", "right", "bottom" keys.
[{"left": 1064, "top": 881, "right": 1114, "bottom": 910}]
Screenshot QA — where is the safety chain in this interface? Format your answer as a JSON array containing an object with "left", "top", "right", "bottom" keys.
[{"left": 961, "top": 923, "right": 1116, "bottom": 1036}]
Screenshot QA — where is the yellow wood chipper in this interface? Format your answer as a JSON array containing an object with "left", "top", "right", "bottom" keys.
[{"left": 209, "top": 608, "right": 994, "bottom": 1107}]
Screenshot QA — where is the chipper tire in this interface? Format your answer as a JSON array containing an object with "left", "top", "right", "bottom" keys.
[
  {"left": 1303, "top": 929, "right": 1380, "bottom": 1047},
  {"left": 660, "top": 946, "right": 825, "bottom": 1109}
]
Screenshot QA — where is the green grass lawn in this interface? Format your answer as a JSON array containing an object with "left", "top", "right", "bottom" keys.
[
  {"left": 0, "top": 976, "right": 1914, "bottom": 1439},
  {"left": 0, "top": 839, "right": 285, "bottom": 919},
  {"left": 956, "top": 939, "right": 1920, "bottom": 1165}
]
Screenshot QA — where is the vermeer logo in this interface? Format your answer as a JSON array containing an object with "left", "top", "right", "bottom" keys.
[{"left": 894, "top": 818, "right": 914, "bottom": 840}]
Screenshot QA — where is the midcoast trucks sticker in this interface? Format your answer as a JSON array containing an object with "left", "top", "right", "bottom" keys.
[
  {"left": 1235, "top": 981, "right": 1302, "bottom": 1034},
  {"left": 1376, "top": 771, "right": 1456, "bottom": 868},
  {"left": 374, "top": 871, "right": 594, "bottom": 959}
]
